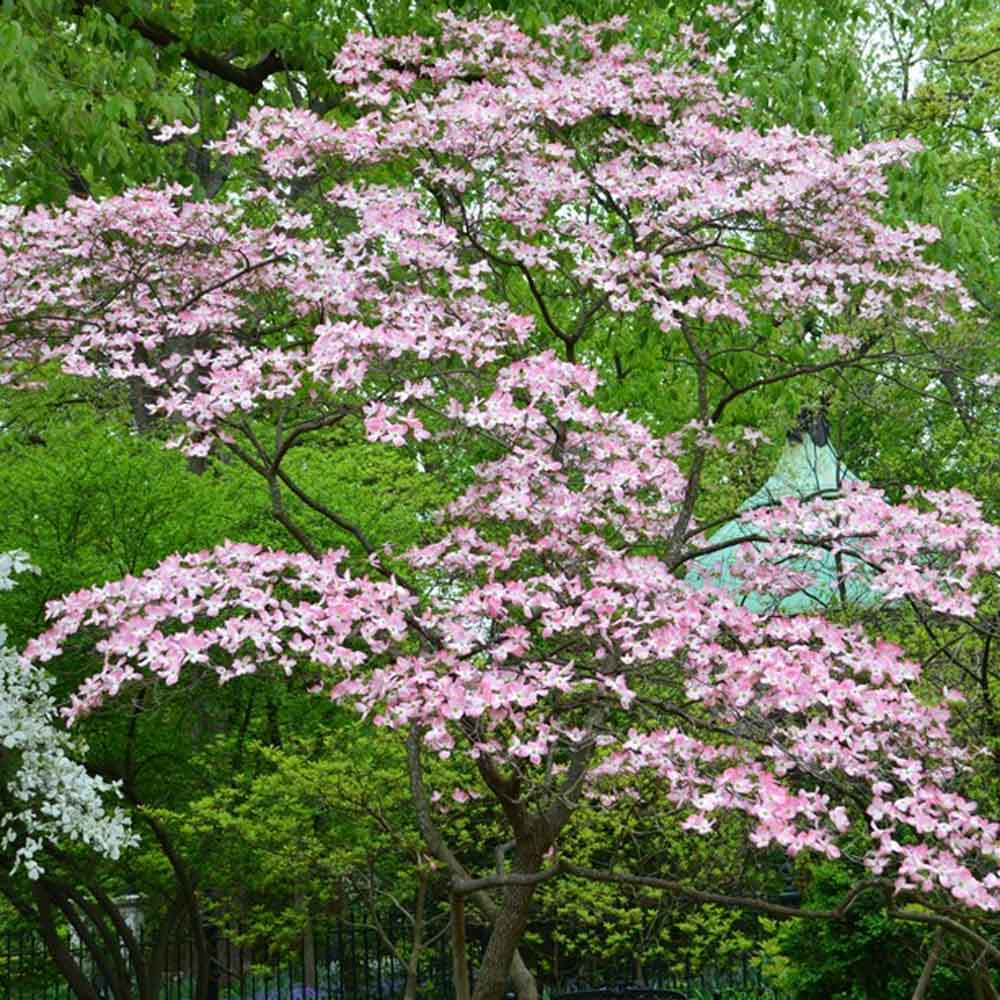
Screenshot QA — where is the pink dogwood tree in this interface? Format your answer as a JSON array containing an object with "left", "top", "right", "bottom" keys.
[{"left": 3, "top": 14, "right": 1000, "bottom": 999}]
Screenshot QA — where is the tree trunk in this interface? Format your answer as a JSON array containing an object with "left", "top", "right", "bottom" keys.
[
  {"left": 964, "top": 941, "right": 999, "bottom": 1000},
  {"left": 203, "top": 921, "right": 220, "bottom": 1000},
  {"left": 45, "top": 882, "right": 131, "bottom": 1000},
  {"left": 470, "top": 882, "right": 538, "bottom": 1000},
  {"left": 452, "top": 894, "right": 471, "bottom": 1000},
  {"left": 145, "top": 894, "right": 185, "bottom": 1000},
  {"left": 508, "top": 954, "right": 539, "bottom": 1000},
  {"left": 910, "top": 929, "right": 942, "bottom": 1000},
  {"left": 129, "top": 378, "right": 151, "bottom": 434},
  {"left": 405, "top": 731, "right": 540, "bottom": 1000},
  {"left": 403, "top": 873, "right": 428, "bottom": 1000}
]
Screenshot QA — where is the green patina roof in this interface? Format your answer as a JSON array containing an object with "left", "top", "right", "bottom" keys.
[{"left": 688, "top": 429, "right": 879, "bottom": 614}]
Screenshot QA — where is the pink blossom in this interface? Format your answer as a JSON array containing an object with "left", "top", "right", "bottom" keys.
[{"left": 3, "top": 13, "right": 999, "bottom": 920}]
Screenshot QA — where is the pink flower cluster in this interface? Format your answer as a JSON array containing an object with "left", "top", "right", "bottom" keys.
[
  {"left": 4, "top": 14, "right": 999, "bottom": 915},
  {"left": 24, "top": 468, "right": 1000, "bottom": 911},
  {"left": 734, "top": 481, "right": 1000, "bottom": 615}
]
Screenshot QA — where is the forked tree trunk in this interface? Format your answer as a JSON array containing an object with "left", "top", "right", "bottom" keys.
[
  {"left": 405, "top": 732, "right": 540, "bottom": 1000},
  {"left": 508, "top": 953, "right": 539, "bottom": 1000},
  {"left": 470, "top": 881, "right": 539, "bottom": 1000}
]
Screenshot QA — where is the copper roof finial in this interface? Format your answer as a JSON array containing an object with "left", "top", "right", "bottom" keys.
[{"left": 787, "top": 400, "right": 830, "bottom": 447}]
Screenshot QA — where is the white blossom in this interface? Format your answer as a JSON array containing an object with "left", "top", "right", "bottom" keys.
[{"left": 0, "top": 553, "right": 136, "bottom": 878}]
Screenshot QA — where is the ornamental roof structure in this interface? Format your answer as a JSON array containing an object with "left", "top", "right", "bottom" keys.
[{"left": 688, "top": 413, "right": 879, "bottom": 614}]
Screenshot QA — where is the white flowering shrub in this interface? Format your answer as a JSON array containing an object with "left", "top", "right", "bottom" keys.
[{"left": 0, "top": 551, "right": 136, "bottom": 878}]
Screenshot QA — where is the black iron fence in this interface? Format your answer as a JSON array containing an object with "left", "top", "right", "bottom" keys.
[{"left": 0, "top": 917, "right": 786, "bottom": 1000}]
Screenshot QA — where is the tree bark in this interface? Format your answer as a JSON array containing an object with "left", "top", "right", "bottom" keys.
[
  {"left": 451, "top": 894, "right": 472, "bottom": 1000},
  {"left": 146, "top": 894, "right": 186, "bottom": 1000},
  {"left": 50, "top": 883, "right": 132, "bottom": 1000},
  {"left": 508, "top": 954, "right": 538, "bottom": 1000},
  {"left": 470, "top": 879, "right": 539, "bottom": 1000}
]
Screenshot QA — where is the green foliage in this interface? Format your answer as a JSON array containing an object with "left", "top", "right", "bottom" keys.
[
  {"left": 277, "top": 434, "right": 452, "bottom": 570},
  {"left": 766, "top": 864, "right": 968, "bottom": 999},
  {"left": 887, "top": 4, "right": 1000, "bottom": 327},
  {"left": 0, "top": 0, "right": 933, "bottom": 205},
  {"left": 0, "top": 408, "right": 257, "bottom": 647},
  {"left": 0, "top": 374, "right": 454, "bottom": 960},
  {"left": 147, "top": 725, "right": 424, "bottom": 948},
  {"left": 529, "top": 794, "right": 764, "bottom": 980},
  {"left": 0, "top": 0, "right": 200, "bottom": 202}
]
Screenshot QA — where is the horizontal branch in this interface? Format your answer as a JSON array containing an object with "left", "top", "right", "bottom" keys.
[
  {"left": 453, "top": 859, "right": 890, "bottom": 922},
  {"left": 710, "top": 343, "right": 882, "bottom": 424},
  {"left": 453, "top": 863, "right": 563, "bottom": 896},
  {"left": 75, "top": 1, "right": 289, "bottom": 94},
  {"left": 457, "top": 862, "right": 1000, "bottom": 965},
  {"left": 891, "top": 906, "right": 1000, "bottom": 965},
  {"left": 932, "top": 45, "right": 1000, "bottom": 67},
  {"left": 559, "top": 864, "right": 886, "bottom": 920}
]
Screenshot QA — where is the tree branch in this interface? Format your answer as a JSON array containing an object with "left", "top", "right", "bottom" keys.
[
  {"left": 933, "top": 46, "right": 1000, "bottom": 67},
  {"left": 891, "top": 907, "right": 1000, "bottom": 965},
  {"left": 75, "top": 1, "right": 289, "bottom": 94},
  {"left": 709, "top": 342, "right": 881, "bottom": 424},
  {"left": 911, "top": 928, "right": 944, "bottom": 1000}
]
